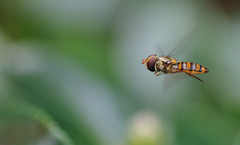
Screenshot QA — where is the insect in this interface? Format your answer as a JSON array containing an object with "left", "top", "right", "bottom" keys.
[
  {"left": 142, "top": 31, "right": 209, "bottom": 82},
  {"left": 142, "top": 55, "right": 208, "bottom": 82}
]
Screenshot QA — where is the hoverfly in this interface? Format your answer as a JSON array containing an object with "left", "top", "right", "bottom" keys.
[{"left": 142, "top": 31, "right": 209, "bottom": 82}]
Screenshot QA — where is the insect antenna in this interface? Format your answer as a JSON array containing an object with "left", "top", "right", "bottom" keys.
[{"left": 142, "top": 59, "right": 147, "bottom": 64}]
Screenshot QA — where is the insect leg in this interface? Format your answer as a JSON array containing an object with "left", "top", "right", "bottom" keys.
[
  {"left": 156, "top": 73, "right": 161, "bottom": 76},
  {"left": 154, "top": 71, "right": 163, "bottom": 76},
  {"left": 185, "top": 73, "right": 204, "bottom": 82}
]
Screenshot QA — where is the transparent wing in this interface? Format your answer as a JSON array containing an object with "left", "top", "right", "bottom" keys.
[
  {"left": 167, "top": 27, "right": 198, "bottom": 57},
  {"left": 162, "top": 73, "right": 188, "bottom": 90},
  {"left": 154, "top": 44, "right": 166, "bottom": 56}
]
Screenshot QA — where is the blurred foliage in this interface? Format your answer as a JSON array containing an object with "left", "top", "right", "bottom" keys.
[{"left": 0, "top": 0, "right": 240, "bottom": 145}]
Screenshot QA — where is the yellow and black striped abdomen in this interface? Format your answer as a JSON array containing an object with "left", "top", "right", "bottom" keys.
[{"left": 173, "top": 62, "right": 209, "bottom": 74}]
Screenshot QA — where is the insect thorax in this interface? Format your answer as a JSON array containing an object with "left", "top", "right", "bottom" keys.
[{"left": 155, "top": 56, "right": 174, "bottom": 73}]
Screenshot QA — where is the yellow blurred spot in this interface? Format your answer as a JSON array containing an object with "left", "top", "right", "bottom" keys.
[{"left": 127, "top": 110, "right": 170, "bottom": 145}]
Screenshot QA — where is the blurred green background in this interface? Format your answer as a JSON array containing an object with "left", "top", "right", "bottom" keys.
[{"left": 0, "top": 0, "right": 240, "bottom": 145}]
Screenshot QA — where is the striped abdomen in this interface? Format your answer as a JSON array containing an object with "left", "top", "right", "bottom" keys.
[{"left": 173, "top": 62, "right": 209, "bottom": 74}]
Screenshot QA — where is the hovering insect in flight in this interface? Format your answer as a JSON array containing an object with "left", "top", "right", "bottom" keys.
[{"left": 142, "top": 31, "right": 209, "bottom": 82}]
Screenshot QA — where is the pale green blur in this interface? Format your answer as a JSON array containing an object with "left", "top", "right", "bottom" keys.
[{"left": 0, "top": 0, "right": 240, "bottom": 145}]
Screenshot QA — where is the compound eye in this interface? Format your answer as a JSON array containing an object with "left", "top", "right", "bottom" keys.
[{"left": 147, "top": 56, "right": 156, "bottom": 72}]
